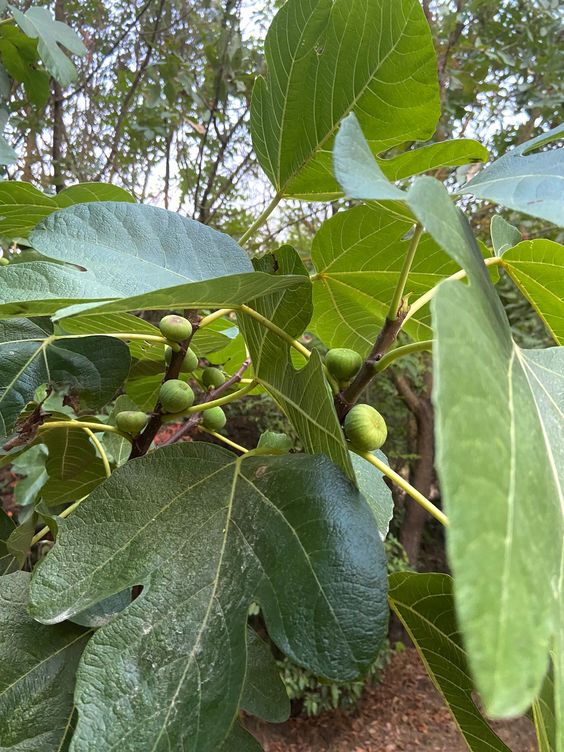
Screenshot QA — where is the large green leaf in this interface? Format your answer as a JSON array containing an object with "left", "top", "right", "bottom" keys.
[
  {"left": 0, "top": 572, "right": 90, "bottom": 751},
  {"left": 30, "top": 443, "right": 388, "bottom": 751},
  {"left": 310, "top": 204, "right": 462, "bottom": 354},
  {"left": 333, "top": 115, "right": 564, "bottom": 729},
  {"left": 462, "top": 124, "right": 564, "bottom": 227},
  {"left": 41, "top": 426, "right": 108, "bottom": 506},
  {"left": 501, "top": 240, "right": 564, "bottom": 344},
  {"left": 389, "top": 572, "right": 512, "bottom": 752},
  {"left": 0, "top": 318, "right": 131, "bottom": 438},
  {"left": 239, "top": 247, "right": 354, "bottom": 479},
  {"left": 29, "top": 202, "right": 252, "bottom": 292},
  {"left": 9, "top": 5, "right": 86, "bottom": 87},
  {"left": 0, "top": 181, "right": 135, "bottom": 239},
  {"left": 251, "top": 0, "right": 439, "bottom": 199}
]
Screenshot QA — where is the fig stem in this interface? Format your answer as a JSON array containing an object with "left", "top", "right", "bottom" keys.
[
  {"left": 82, "top": 427, "right": 112, "bottom": 478},
  {"left": 169, "top": 381, "right": 257, "bottom": 419},
  {"left": 239, "top": 304, "right": 311, "bottom": 362},
  {"left": 387, "top": 223, "right": 424, "bottom": 321},
  {"left": 31, "top": 496, "right": 86, "bottom": 546},
  {"left": 239, "top": 193, "right": 282, "bottom": 246},
  {"left": 199, "top": 308, "right": 234, "bottom": 328},
  {"left": 356, "top": 450, "right": 449, "bottom": 527},
  {"left": 402, "top": 255, "right": 503, "bottom": 326},
  {"left": 374, "top": 340, "right": 433, "bottom": 373},
  {"left": 200, "top": 427, "right": 249, "bottom": 454},
  {"left": 37, "top": 421, "right": 126, "bottom": 438}
]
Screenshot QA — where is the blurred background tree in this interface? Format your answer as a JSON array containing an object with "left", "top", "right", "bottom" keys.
[{"left": 2, "top": 0, "right": 562, "bottom": 568}]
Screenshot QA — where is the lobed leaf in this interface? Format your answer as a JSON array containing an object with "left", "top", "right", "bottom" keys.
[
  {"left": 0, "top": 572, "right": 90, "bottom": 751},
  {"left": 30, "top": 442, "right": 388, "bottom": 751}
]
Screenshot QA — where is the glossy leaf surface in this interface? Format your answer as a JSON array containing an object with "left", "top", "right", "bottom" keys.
[{"left": 30, "top": 442, "right": 388, "bottom": 751}]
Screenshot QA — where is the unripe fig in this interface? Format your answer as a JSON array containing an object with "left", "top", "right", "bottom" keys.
[
  {"left": 159, "top": 314, "right": 192, "bottom": 342},
  {"left": 165, "top": 345, "right": 199, "bottom": 372},
  {"left": 344, "top": 404, "right": 388, "bottom": 452},
  {"left": 201, "top": 406, "right": 227, "bottom": 431},
  {"left": 257, "top": 431, "right": 293, "bottom": 452},
  {"left": 115, "top": 410, "right": 148, "bottom": 436},
  {"left": 159, "top": 379, "right": 195, "bottom": 413},
  {"left": 0, "top": 257, "right": 9, "bottom": 266},
  {"left": 202, "top": 367, "right": 226, "bottom": 389},
  {"left": 325, "top": 348, "right": 363, "bottom": 382}
]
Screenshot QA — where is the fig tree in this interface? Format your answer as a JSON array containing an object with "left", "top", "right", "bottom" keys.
[
  {"left": 159, "top": 379, "right": 195, "bottom": 413},
  {"left": 344, "top": 404, "right": 387, "bottom": 452},
  {"left": 202, "top": 367, "right": 226, "bottom": 389},
  {"left": 159, "top": 314, "right": 192, "bottom": 342},
  {"left": 165, "top": 345, "right": 199, "bottom": 372},
  {"left": 201, "top": 406, "right": 227, "bottom": 431},
  {"left": 325, "top": 348, "right": 363, "bottom": 382},
  {"left": 115, "top": 410, "right": 148, "bottom": 436}
]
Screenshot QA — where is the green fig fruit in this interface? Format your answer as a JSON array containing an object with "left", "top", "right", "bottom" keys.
[
  {"left": 257, "top": 431, "right": 293, "bottom": 452},
  {"left": 165, "top": 345, "right": 199, "bottom": 372},
  {"left": 201, "top": 406, "right": 227, "bottom": 431},
  {"left": 159, "top": 314, "right": 192, "bottom": 342},
  {"left": 325, "top": 348, "right": 363, "bottom": 382},
  {"left": 0, "top": 257, "right": 9, "bottom": 266},
  {"left": 115, "top": 410, "right": 148, "bottom": 436},
  {"left": 159, "top": 379, "right": 195, "bottom": 413},
  {"left": 344, "top": 404, "right": 387, "bottom": 452},
  {"left": 202, "top": 367, "right": 226, "bottom": 389}
]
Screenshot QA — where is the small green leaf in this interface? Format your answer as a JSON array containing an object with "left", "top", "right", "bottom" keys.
[
  {"left": 350, "top": 451, "right": 393, "bottom": 540},
  {"left": 490, "top": 215, "right": 521, "bottom": 256},
  {"left": 462, "top": 124, "right": 564, "bottom": 227},
  {"left": 0, "top": 180, "right": 135, "bottom": 239},
  {"left": 501, "top": 240, "right": 564, "bottom": 344},
  {"left": 388, "top": 572, "right": 512, "bottom": 752},
  {"left": 41, "top": 425, "right": 108, "bottom": 506},
  {"left": 30, "top": 443, "right": 388, "bottom": 750},
  {"left": 0, "top": 572, "right": 90, "bottom": 751},
  {"left": 0, "top": 507, "right": 16, "bottom": 574},
  {"left": 241, "top": 627, "right": 290, "bottom": 723},
  {"left": 12, "top": 443, "right": 48, "bottom": 507},
  {"left": 6, "top": 514, "right": 35, "bottom": 568},
  {"left": 9, "top": 5, "right": 86, "bottom": 86},
  {"left": 0, "top": 318, "right": 131, "bottom": 438},
  {"left": 377, "top": 139, "right": 489, "bottom": 182}
]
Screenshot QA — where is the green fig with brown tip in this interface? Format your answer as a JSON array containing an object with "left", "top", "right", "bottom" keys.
[{"left": 159, "top": 314, "right": 192, "bottom": 342}]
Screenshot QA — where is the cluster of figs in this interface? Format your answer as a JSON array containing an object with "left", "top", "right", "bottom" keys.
[
  {"left": 114, "top": 315, "right": 388, "bottom": 453},
  {"left": 115, "top": 315, "right": 228, "bottom": 437}
]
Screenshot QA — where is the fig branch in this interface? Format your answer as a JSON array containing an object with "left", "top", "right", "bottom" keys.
[
  {"left": 162, "top": 356, "right": 252, "bottom": 446},
  {"left": 129, "top": 314, "right": 199, "bottom": 459}
]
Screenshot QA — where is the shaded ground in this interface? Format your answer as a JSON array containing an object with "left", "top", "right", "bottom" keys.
[{"left": 248, "top": 649, "right": 537, "bottom": 752}]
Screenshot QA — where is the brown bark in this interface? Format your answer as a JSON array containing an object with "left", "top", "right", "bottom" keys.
[
  {"left": 52, "top": 0, "right": 65, "bottom": 192},
  {"left": 394, "top": 369, "right": 435, "bottom": 567}
]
